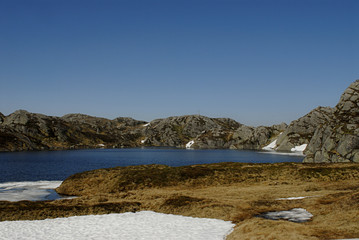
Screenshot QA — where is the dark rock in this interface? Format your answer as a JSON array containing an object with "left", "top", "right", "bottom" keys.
[{"left": 0, "top": 112, "right": 4, "bottom": 124}]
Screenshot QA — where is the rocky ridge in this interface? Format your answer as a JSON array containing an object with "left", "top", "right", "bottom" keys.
[
  {"left": 0, "top": 110, "right": 144, "bottom": 151},
  {"left": 0, "top": 111, "right": 285, "bottom": 152},
  {"left": 1, "top": 79, "right": 358, "bottom": 163}
]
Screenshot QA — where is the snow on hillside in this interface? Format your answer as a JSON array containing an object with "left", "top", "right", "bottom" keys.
[{"left": 186, "top": 140, "right": 195, "bottom": 149}]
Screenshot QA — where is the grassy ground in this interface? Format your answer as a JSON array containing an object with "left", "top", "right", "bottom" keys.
[{"left": 1, "top": 162, "right": 358, "bottom": 239}]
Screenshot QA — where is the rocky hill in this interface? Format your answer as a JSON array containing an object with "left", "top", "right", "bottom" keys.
[
  {"left": 304, "top": 80, "right": 359, "bottom": 163},
  {"left": 0, "top": 110, "right": 145, "bottom": 151},
  {"left": 1, "top": 79, "right": 358, "bottom": 163},
  {"left": 0, "top": 111, "right": 284, "bottom": 152}
]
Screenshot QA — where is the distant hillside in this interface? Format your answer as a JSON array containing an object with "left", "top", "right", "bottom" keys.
[{"left": 1, "top": 79, "right": 358, "bottom": 163}]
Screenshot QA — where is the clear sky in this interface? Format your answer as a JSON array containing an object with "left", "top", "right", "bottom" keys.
[{"left": 1, "top": 0, "right": 358, "bottom": 126}]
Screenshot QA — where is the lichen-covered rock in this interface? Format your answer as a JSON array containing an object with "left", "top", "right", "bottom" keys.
[
  {"left": 142, "top": 115, "right": 241, "bottom": 148},
  {"left": 304, "top": 80, "right": 359, "bottom": 163},
  {"left": 114, "top": 117, "right": 147, "bottom": 127},
  {"left": 0, "top": 111, "right": 145, "bottom": 151},
  {"left": 275, "top": 107, "right": 334, "bottom": 152},
  {"left": 192, "top": 123, "right": 286, "bottom": 150}
]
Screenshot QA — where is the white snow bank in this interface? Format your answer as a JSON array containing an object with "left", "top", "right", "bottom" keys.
[
  {"left": 291, "top": 144, "right": 307, "bottom": 152},
  {"left": 259, "top": 208, "right": 313, "bottom": 223},
  {"left": 276, "top": 196, "right": 308, "bottom": 200},
  {"left": 262, "top": 141, "right": 307, "bottom": 156},
  {"left": 0, "top": 181, "right": 62, "bottom": 202},
  {"left": 276, "top": 196, "right": 319, "bottom": 200},
  {"left": 262, "top": 139, "right": 277, "bottom": 151},
  {"left": 0, "top": 211, "right": 235, "bottom": 240},
  {"left": 143, "top": 123, "right": 150, "bottom": 127},
  {"left": 186, "top": 140, "right": 195, "bottom": 149}
]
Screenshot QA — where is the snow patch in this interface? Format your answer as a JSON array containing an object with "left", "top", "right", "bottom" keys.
[
  {"left": 0, "top": 211, "right": 235, "bottom": 240},
  {"left": 276, "top": 196, "right": 318, "bottom": 200},
  {"left": 0, "top": 181, "right": 62, "bottom": 202},
  {"left": 259, "top": 208, "right": 313, "bottom": 223},
  {"left": 291, "top": 144, "right": 307, "bottom": 152},
  {"left": 143, "top": 123, "right": 150, "bottom": 127},
  {"left": 186, "top": 140, "right": 195, "bottom": 149},
  {"left": 262, "top": 139, "right": 277, "bottom": 151}
]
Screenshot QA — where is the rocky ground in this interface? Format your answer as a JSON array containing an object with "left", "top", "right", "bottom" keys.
[{"left": 0, "top": 162, "right": 358, "bottom": 239}]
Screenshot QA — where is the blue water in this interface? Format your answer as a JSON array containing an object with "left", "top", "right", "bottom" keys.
[{"left": 0, "top": 148, "right": 304, "bottom": 183}]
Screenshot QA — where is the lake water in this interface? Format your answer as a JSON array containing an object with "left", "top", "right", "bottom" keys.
[{"left": 0, "top": 148, "right": 304, "bottom": 183}]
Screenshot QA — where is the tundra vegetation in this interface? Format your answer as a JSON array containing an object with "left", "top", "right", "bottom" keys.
[{"left": 1, "top": 162, "right": 358, "bottom": 240}]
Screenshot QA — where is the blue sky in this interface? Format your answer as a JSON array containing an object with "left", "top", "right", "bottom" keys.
[{"left": 1, "top": 0, "right": 358, "bottom": 126}]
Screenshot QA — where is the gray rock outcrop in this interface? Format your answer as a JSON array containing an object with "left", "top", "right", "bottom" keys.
[
  {"left": 140, "top": 115, "right": 286, "bottom": 150},
  {"left": 275, "top": 107, "right": 334, "bottom": 151},
  {"left": 304, "top": 80, "right": 359, "bottom": 163},
  {"left": 192, "top": 123, "right": 287, "bottom": 150},
  {"left": 114, "top": 117, "right": 147, "bottom": 127},
  {"left": 0, "top": 111, "right": 145, "bottom": 151},
  {"left": 141, "top": 115, "right": 241, "bottom": 148}
]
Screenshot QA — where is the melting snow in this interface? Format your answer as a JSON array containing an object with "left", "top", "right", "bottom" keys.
[
  {"left": 262, "top": 139, "right": 307, "bottom": 156},
  {"left": 276, "top": 196, "right": 314, "bottom": 200},
  {"left": 186, "top": 140, "right": 195, "bottom": 149},
  {"left": 0, "top": 181, "right": 62, "bottom": 202},
  {"left": 291, "top": 144, "right": 307, "bottom": 152},
  {"left": 259, "top": 208, "right": 313, "bottom": 223},
  {"left": 0, "top": 211, "right": 235, "bottom": 240},
  {"left": 143, "top": 123, "right": 150, "bottom": 127},
  {"left": 262, "top": 139, "right": 277, "bottom": 151}
]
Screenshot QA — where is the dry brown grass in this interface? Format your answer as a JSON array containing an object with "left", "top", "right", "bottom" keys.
[{"left": 1, "top": 162, "right": 358, "bottom": 239}]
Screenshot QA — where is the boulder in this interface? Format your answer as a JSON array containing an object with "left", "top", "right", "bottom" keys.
[{"left": 2, "top": 110, "right": 31, "bottom": 126}]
